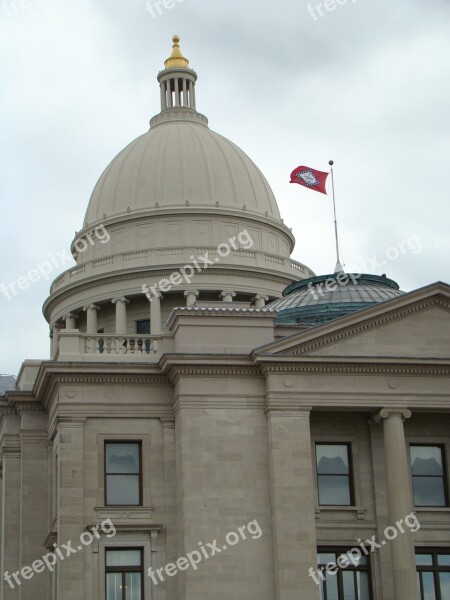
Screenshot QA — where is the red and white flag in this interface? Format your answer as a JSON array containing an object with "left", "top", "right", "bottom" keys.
[{"left": 290, "top": 165, "right": 329, "bottom": 195}]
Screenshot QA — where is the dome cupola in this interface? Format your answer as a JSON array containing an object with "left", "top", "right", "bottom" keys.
[{"left": 44, "top": 36, "right": 314, "bottom": 357}]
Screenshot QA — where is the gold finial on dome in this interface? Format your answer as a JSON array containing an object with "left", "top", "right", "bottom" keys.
[{"left": 164, "top": 35, "right": 189, "bottom": 69}]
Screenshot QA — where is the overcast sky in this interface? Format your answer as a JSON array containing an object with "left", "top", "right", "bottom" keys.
[{"left": 1, "top": 0, "right": 449, "bottom": 376}]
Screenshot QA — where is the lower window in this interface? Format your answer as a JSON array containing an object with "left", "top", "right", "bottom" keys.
[
  {"left": 106, "top": 548, "right": 143, "bottom": 600},
  {"left": 416, "top": 550, "right": 450, "bottom": 600},
  {"left": 317, "top": 548, "right": 372, "bottom": 600}
]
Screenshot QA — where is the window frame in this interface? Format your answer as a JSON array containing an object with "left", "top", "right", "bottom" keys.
[
  {"left": 104, "top": 441, "right": 143, "bottom": 507},
  {"left": 409, "top": 444, "right": 449, "bottom": 508},
  {"left": 136, "top": 319, "right": 150, "bottom": 335},
  {"left": 317, "top": 546, "right": 372, "bottom": 600},
  {"left": 416, "top": 549, "right": 450, "bottom": 600},
  {"left": 315, "top": 442, "right": 355, "bottom": 507},
  {"left": 105, "top": 547, "right": 144, "bottom": 600}
]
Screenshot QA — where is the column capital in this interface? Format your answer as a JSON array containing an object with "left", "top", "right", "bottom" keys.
[
  {"left": 148, "top": 292, "right": 163, "bottom": 302},
  {"left": 253, "top": 294, "right": 269, "bottom": 301},
  {"left": 83, "top": 304, "right": 100, "bottom": 312},
  {"left": 63, "top": 313, "right": 77, "bottom": 320},
  {"left": 219, "top": 290, "right": 236, "bottom": 301},
  {"left": 374, "top": 407, "right": 412, "bottom": 423},
  {"left": 183, "top": 290, "right": 199, "bottom": 297},
  {"left": 160, "top": 418, "right": 175, "bottom": 429},
  {"left": 111, "top": 297, "right": 130, "bottom": 305}
]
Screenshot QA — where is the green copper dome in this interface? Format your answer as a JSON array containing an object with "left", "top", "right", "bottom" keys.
[{"left": 266, "top": 273, "right": 404, "bottom": 326}]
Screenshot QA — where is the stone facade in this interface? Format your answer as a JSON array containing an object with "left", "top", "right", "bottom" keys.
[
  {"left": 1, "top": 284, "right": 449, "bottom": 599},
  {"left": 1, "top": 36, "right": 449, "bottom": 600}
]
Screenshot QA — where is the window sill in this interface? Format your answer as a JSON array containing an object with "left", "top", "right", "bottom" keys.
[
  {"left": 413, "top": 507, "right": 450, "bottom": 512},
  {"left": 95, "top": 506, "right": 155, "bottom": 520},
  {"left": 315, "top": 506, "right": 367, "bottom": 520}
]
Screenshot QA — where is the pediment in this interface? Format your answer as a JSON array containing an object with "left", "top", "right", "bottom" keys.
[{"left": 258, "top": 283, "right": 450, "bottom": 360}]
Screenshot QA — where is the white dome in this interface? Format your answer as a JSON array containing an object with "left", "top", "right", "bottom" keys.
[{"left": 84, "top": 116, "right": 282, "bottom": 227}]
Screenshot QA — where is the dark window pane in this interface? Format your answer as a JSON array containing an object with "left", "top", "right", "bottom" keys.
[
  {"left": 136, "top": 319, "right": 150, "bottom": 334},
  {"left": 106, "top": 444, "right": 140, "bottom": 474},
  {"left": 106, "top": 474, "right": 140, "bottom": 505},
  {"left": 325, "top": 572, "right": 339, "bottom": 600},
  {"left": 438, "top": 554, "right": 450, "bottom": 566},
  {"left": 125, "top": 572, "right": 142, "bottom": 600},
  {"left": 317, "top": 445, "right": 350, "bottom": 474},
  {"left": 416, "top": 554, "right": 433, "bottom": 566},
  {"left": 342, "top": 571, "right": 356, "bottom": 600},
  {"left": 411, "top": 446, "right": 443, "bottom": 476},
  {"left": 413, "top": 477, "right": 446, "bottom": 506},
  {"left": 319, "top": 580, "right": 325, "bottom": 600},
  {"left": 421, "top": 572, "right": 437, "bottom": 600},
  {"left": 106, "top": 549, "right": 142, "bottom": 567},
  {"left": 318, "top": 475, "right": 351, "bottom": 505},
  {"left": 356, "top": 572, "right": 370, "bottom": 600},
  {"left": 106, "top": 573, "right": 122, "bottom": 600},
  {"left": 439, "top": 573, "right": 450, "bottom": 599}
]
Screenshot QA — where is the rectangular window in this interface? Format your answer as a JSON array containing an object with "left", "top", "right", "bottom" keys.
[
  {"left": 410, "top": 445, "right": 448, "bottom": 507},
  {"left": 105, "top": 442, "right": 142, "bottom": 506},
  {"left": 317, "top": 548, "right": 372, "bottom": 600},
  {"left": 106, "top": 548, "right": 143, "bottom": 600},
  {"left": 136, "top": 320, "right": 150, "bottom": 334},
  {"left": 316, "top": 443, "right": 354, "bottom": 506},
  {"left": 416, "top": 550, "right": 450, "bottom": 600}
]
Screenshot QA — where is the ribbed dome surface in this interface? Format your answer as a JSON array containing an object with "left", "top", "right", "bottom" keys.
[
  {"left": 266, "top": 274, "right": 404, "bottom": 325},
  {"left": 84, "top": 119, "right": 281, "bottom": 226}
]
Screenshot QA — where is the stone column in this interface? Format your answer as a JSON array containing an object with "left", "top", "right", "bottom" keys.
[
  {"left": 253, "top": 295, "right": 269, "bottom": 309},
  {"left": 112, "top": 297, "right": 129, "bottom": 334},
  {"left": 19, "top": 416, "right": 49, "bottom": 600},
  {"left": 161, "top": 419, "right": 177, "bottom": 599},
  {"left": 376, "top": 408, "right": 418, "bottom": 600},
  {"left": 167, "top": 80, "right": 173, "bottom": 107},
  {"left": 64, "top": 313, "right": 77, "bottom": 329},
  {"left": 150, "top": 293, "right": 162, "bottom": 335},
  {"left": 267, "top": 408, "right": 318, "bottom": 600},
  {"left": 0, "top": 415, "right": 21, "bottom": 600},
  {"left": 184, "top": 290, "right": 199, "bottom": 307},
  {"left": 160, "top": 82, "right": 166, "bottom": 109},
  {"left": 83, "top": 304, "right": 100, "bottom": 334},
  {"left": 191, "top": 81, "right": 196, "bottom": 109},
  {"left": 182, "top": 79, "right": 187, "bottom": 107},
  {"left": 174, "top": 78, "right": 180, "bottom": 106},
  {"left": 56, "top": 419, "right": 85, "bottom": 600},
  {"left": 51, "top": 323, "right": 63, "bottom": 358},
  {"left": 220, "top": 290, "right": 236, "bottom": 302}
]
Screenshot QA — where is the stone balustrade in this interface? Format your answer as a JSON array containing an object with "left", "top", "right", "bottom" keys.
[{"left": 54, "top": 331, "right": 173, "bottom": 362}]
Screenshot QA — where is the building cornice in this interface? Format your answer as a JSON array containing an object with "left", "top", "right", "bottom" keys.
[
  {"left": 255, "top": 356, "right": 450, "bottom": 376},
  {"left": 32, "top": 362, "right": 169, "bottom": 408}
]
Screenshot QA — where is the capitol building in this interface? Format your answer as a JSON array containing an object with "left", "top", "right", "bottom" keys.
[{"left": 1, "top": 36, "right": 449, "bottom": 600}]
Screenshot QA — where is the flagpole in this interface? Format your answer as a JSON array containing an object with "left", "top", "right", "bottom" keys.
[{"left": 328, "top": 160, "right": 342, "bottom": 272}]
